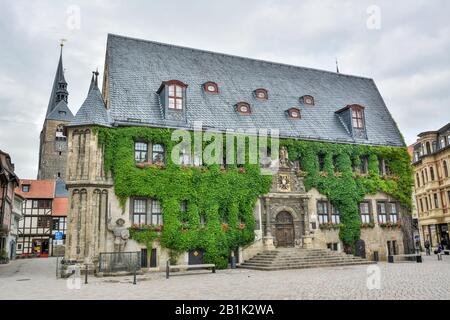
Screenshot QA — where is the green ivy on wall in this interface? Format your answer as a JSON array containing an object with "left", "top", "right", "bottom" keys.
[
  {"left": 96, "top": 126, "right": 273, "bottom": 268},
  {"left": 95, "top": 127, "right": 412, "bottom": 266},
  {"left": 282, "top": 139, "right": 413, "bottom": 247}
]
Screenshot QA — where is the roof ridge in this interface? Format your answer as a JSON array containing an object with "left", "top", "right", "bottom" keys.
[{"left": 107, "top": 33, "right": 374, "bottom": 81}]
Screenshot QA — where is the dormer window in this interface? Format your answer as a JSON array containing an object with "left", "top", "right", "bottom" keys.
[
  {"left": 157, "top": 80, "right": 188, "bottom": 112},
  {"left": 351, "top": 106, "right": 365, "bottom": 129},
  {"left": 168, "top": 84, "right": 183, "bottom": 110},
  {"left": 203, "top": 82, "right": 218, "bottom": 94},
  {"left": 287, "top": 107, "right": 301, "bottom": 119},
  {"left": 235, "top": 102, "right": 251, "bottom": 115},
  {"left": 301, "top": 95, "right": 315, "bottom": 106},
  {"left": 254, "top": 88, "right": 268, "bottom": 100}
]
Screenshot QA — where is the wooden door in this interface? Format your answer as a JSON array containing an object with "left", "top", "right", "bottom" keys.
[
  {"left": 275, "top": 211, "right": 294, "bottom": 247},
  {"left": 276, "top": 226, "right": 294, "bottom": 247}
]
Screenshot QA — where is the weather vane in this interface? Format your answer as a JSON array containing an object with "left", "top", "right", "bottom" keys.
[{"left": 60, "top": 38, "right": 67, "bottom": 49}]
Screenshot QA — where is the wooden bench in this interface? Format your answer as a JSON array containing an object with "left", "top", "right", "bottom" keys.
[
  {"left": 388, "top": 254, "right": 422, "bottom": 263},
  {"left": 166, "top": 261, "right": 215, "bottom": 279}
]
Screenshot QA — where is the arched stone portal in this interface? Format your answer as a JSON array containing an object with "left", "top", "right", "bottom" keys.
[{"left": 275, "top": 211, "right": 295, "bottom": 247}]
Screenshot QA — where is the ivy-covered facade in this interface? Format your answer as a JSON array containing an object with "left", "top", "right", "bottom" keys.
[{"left": 64, "top": 34, "right": 413, "bottom": 270}]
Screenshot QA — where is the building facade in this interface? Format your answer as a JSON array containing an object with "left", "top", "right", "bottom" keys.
[
  {"left": 7, "top": 193, "right": 24, "bottom": 260},
  {"left": 15, "top": 179, "right": 68, "bottom": 257},
  {"left": 412, "top": 123, "right": 450, "bottom": 249},
  {"left": 64, "top": 34, "right": 412, "bottom": 270},
  {"left": 37, "top": 45, "right": 74, "bottom": 180},
  {"left": 0, "top": 150, "right": 20, "bottom": 262}
]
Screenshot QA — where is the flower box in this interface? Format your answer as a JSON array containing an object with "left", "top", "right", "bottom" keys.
[
  {"left": 319, "top": 223, "right": 341, "bottom": 230},
  {"left": 361, "top": 222, "right": 375, "bottom": 229},
  {"left": 135, "top": 162, "right": 166, "bottom": 170},
  {"left": 379, "top": 222, "right": 401, "bottom": 229}
]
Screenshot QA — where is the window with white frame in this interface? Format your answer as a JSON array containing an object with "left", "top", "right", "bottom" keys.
[
  {"left": 331, "top": 205, "right": 341, "bottom": 224},
  {"left": 152, "top": 144, "right": 165, "bottom": 163},
  {"left": 388, "top": 202, "right": 398, "bottom": 223},
  {"left": 134, "top": 142, "right": 165, "bottom": 164},
  {"left": 151, "top": 200, "right": 162, "bottom": 225},
  {"left": 168, "top": 84, "right": 183, "bottom": 110},
  {"left": 317, "top": 201, "right": 329, "bottom": 224},
  {"left": 132, "top": 198, "right": 163, "bottom": 226},
  {"left": 132, "top": 199, "right": 147, "bottom": 226},
  {"left": 134, "top": 142, "right": 148, "bottom": 163},
  {"left": 360, "top": 202, "right": 371, "bottom": 223},
  {"left": 377, "top": 201, "right": 387, "bottom": 223}
]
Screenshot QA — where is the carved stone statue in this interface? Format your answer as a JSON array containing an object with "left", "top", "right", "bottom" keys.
[
  {"left": 107, "top": 218, "right": 130, "bottom": 252},
  {"left": 279, "top": 146, "right": 289, "bottom": 168}
]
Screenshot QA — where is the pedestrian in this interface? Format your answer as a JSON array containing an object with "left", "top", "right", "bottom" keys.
[{"left": 424, "top": 239, "right": 431, "bottom": 256}]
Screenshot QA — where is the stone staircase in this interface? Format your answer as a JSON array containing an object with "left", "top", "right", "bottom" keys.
[{"left": 239, "top": 248, "right": 374, "bottom": 271}]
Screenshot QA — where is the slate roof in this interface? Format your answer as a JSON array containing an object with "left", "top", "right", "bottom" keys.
[
  {"left": 54, "top": 178, "right": 68, "bottom": 197},
  {"left": 46, "top": 100, "right": 74, "bottom": 122},
  {"left": 46, "top": 51, "right": 67, "bottom": 117},
  {"left": 70, "top": 81, "right": 111, "bottom": 127},
  {"left": 88, "top": 34, "right": 405, "bottom": 147}
]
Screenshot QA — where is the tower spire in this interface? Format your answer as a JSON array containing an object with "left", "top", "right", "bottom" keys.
[
  {"left": 95, "top": 67, "right": 99, "bottom": 87},
  {"left": 46, "top": 41, "right": 69, "bottom": 117},
  {"left": 88, "top": 68, "right": 100, "bottom": 92}
]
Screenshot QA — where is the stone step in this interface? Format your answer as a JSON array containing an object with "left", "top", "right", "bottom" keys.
[
  {"left": 243, "top": 258, "right": 369, "bottom": 267},
  {"left": 249, "top": 256, "right": 364, "bottom": 262},
  {"left": 241, "top": 248, "right": 373, "bottom": 271},
  {"left": 239, "top": 261, "right": 374, "bottom": 271}
]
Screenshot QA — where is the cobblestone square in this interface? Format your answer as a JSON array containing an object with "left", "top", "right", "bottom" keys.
[{"left": 1, "top": 255, "right": 449, "bottom": 300}]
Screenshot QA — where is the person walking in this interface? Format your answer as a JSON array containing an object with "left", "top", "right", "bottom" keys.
[{"left": 424, "top": 239, "right": 431, "bottom": 256}]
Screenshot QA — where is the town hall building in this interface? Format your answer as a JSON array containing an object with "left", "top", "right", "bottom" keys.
[{"left": 62, "top": 34, "right": 413, "bottom": 271}]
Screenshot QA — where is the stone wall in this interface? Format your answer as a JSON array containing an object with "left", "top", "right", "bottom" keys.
[
  {"left": 64, "top": 125, "right": 412, "bottom": 269},
  {"left": 38, "top": 119, "right": 70, "bottom": 180}
]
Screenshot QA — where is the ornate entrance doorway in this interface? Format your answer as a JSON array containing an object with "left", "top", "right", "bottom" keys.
[{"left": 275, "top": 211, "right": 294, "bottom": 247}]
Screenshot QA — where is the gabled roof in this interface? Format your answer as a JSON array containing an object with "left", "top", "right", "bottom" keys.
[
  {"left": 15, "top": 179, "right": 55, "bottom": 199},
  {"left": 52, "top": 197, "right": 68, "bottom": 217},
  {"left": 70, "top": 80, "right": 111, "bottom": 127},
  {"left": 102, "top": 34, "right": 404, "bottom": 147},
  {"left": 0, "top": 150, "right": 19, "bottom": 184},
  {"left": 46, "top": 99, "right": 74, "bottom": 122}
]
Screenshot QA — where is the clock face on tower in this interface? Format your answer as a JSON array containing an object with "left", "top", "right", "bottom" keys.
[{"left": 277, "top": 174, "right": 291, "bottom": 192}]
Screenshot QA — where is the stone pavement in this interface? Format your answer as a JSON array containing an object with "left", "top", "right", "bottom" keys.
[{"left": 0, "top": 255, "right": 449, "bottom": 300}]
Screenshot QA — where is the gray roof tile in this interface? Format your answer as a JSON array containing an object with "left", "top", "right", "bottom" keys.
[
  {"left": 70, "top": 85, "right": 111, "bottom": 127},
  {"left": 46, "top": 100, "right": 74, "bottom": 122},
  {"left": 101, "top": 34, "right": 404, "bottom": 147}
]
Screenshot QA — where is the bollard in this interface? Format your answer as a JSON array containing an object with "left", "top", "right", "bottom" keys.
[
  {"left": 85, "top": 265, "right": 88, "bottom": 284},
  {"left": 133, "top": 264, "right": 137, "bottom": 285},
  {"left": 166, "top": 260, "right": 170, "bottom": 279}
]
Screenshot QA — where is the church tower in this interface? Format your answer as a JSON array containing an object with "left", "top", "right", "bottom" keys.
[{"left": 37, "top": 43, "right": 74, "bottom": 180}]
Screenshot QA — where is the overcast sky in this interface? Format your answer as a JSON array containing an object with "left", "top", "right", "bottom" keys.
[{"left": 0, "top": 0, "right": 449, "bottom": 179}]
